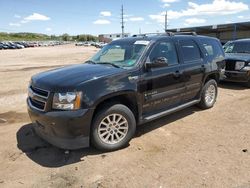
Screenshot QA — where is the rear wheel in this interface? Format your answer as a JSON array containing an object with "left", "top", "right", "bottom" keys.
[
  {"left": 198, "top": 79, "right": 218, "bottom": 109},
  {"left": 91, "top": 104, "right": 136, "bottom": 151}
]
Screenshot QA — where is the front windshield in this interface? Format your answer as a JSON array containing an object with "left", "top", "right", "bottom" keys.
[
  {"left": 89, "top": 40, "right": 149, "bottom": 68},
  {"left": 224, "top": 41, "right": 250, "bottom": 53}
]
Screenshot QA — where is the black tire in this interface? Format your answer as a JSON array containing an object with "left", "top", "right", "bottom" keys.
[
  {"left": 91, "top": 104, "right": 136, "bottom": 151},
  {"left": 198, "top": 79, "right": 218, "bottom": 109}
]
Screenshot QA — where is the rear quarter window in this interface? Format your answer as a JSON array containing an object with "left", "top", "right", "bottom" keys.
[{"left": 179, "top": 39, "right": 201, "bottom": 63}]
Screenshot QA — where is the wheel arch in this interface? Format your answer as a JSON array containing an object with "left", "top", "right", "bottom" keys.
[
  {"left": 204, "top": 72, "right": 220, "bottom": 84},
  {"left": 92, "top": 91, "right": 140, "bottom": 125}
]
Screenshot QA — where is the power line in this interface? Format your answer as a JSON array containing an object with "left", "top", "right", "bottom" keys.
[{"left": 165, "top": 11, "right": 168, "bottom": 32}]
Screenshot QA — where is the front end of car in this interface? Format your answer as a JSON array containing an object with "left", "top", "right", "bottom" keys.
[
  {"left": 27, "top": 83, "right": 94, "bottom": 149},
  {"left": 223, "top": 59, "right": 250, "bottom": 82}
]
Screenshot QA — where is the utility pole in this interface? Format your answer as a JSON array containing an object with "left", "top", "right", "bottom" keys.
[
  {"left": 165, "top": 11, "right": 168, "bottom": 32},
  {"left": 121, "top": 5, "right": 125, "bottom": 38}
]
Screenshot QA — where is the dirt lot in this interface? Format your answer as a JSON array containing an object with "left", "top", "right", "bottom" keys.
[{"left": 0, "top": 44, "right": 249, "bottom": 188}]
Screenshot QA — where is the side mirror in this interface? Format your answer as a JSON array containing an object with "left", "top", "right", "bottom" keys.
[{"left": 146, "top": 57, "right": 168, "bottom": 69}]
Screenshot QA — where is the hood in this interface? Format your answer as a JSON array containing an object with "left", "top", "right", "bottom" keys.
[
  {"left": 225, "top": 53, "right": 250, "bottom": 62},
  {"left": 31, "top": 63, "right": 124, "bottom": 91}
]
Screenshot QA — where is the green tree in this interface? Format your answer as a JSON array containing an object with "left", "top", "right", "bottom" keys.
[{"left": 62, "top": 33, "right": 70, "bottom": 41}]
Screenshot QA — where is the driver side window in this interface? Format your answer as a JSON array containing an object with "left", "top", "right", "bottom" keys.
[{"left": 149, "top": 41, "right": 178, "bottom": 66}]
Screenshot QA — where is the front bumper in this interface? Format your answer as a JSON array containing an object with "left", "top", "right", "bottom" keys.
[
  {"left": 27, "top": 99, "right": 94, "bottom": 150},
  {"left": 221, "top": 70, "right": 250, "bottom": 83}
]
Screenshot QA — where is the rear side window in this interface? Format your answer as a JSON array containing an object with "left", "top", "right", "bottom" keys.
[
  {"left": 179, "top": 39, "right": 201, "bottom": 63},
  {"left": 201, "top": 38, "right": 224, "bottom": 59}
]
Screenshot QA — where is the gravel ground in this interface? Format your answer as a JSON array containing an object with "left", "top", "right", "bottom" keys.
[{"left": 0, "top": 44, "right": 249, "bottom": 188}]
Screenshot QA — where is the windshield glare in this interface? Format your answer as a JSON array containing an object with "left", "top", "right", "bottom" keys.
[
  {"left": 224, "top": 41, "right": 250, "bottom": 53},
  {"left": 90, "top": 41, "right": 148, "bottom": 68}
]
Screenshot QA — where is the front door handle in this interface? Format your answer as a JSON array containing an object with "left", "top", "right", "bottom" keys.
[{"left": 173, "top": 70, "right": 181, "bottom": 78}]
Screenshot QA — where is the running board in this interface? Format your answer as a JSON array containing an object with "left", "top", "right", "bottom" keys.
[{"left": 144, "top": 100, "right": 200, "bottom": 121}]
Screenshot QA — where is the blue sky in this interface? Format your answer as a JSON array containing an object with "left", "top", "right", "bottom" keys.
[{"left": 0, "top": 0, "right": 250, "bottom": 36}]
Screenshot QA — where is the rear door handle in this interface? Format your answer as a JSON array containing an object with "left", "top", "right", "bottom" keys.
[{"left": 201, "top": 64, "right": 205, "bottom": 72}]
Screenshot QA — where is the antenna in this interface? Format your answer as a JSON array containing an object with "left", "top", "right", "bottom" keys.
[{"left": 121, "top": 5, "right": 125, "bottom": 38}]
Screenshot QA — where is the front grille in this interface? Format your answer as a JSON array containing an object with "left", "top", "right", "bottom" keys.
[
  {"left": 30, "top": 85, "right": 49, "bottom": 98},
  {"left": 225, "top": 60, "right": 236, "bottom": 71},
  {"left": 28, "top": 86, "right": 49, "bottom": 111}
]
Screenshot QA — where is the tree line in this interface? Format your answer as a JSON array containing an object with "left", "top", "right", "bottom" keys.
[{"left": 0, "top": 32, "right": 98, "bottom": 41}]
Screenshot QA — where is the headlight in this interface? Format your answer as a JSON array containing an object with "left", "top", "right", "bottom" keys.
[
  {"left": 52, "top": 92, "right": 82, "bottom": 110},
  {"left": 235, "top": 61, "right": 245, "bottom": 70}
]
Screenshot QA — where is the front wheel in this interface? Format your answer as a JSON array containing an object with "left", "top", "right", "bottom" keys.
[
  {"left": 198, "top": 79, "right": 218, "bottom": 109},
  {"left": 91, "top": 104, "right": 136, "bottom": 151}
]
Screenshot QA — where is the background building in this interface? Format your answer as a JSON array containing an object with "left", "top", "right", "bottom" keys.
[
  {"left": 99, "top": 33, "right": 130, "bottom": 43},
  {"left": 167, "top": 21, "right": 250, "bottom": 44}
]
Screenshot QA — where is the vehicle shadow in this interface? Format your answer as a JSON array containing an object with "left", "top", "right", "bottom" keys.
[
  {"left": 218, "top": 81, "right": 247, "bottom": 90},
  {"left": 136, "top": 106, "right": 200, "bottom": 137},
  {"left": 17, "top": 106, "right": 200, "bottom": 168},
  {"left": 16, "top": 124, "right": 102, "bottom": 168}
]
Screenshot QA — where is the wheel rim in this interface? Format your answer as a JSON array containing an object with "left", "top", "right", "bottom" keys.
[
  {"left": 205, "top": 84, "right": 216, "bottom": 105},
  {"left": 98, "top": 113, "right": 129, "bottom": 145}
]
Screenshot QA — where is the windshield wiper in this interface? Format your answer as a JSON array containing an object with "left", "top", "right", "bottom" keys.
[
  {"left": 96, "top": 62, "right": 121, "bottom": 68},
  {"left": 85, "top": 60, "right": 96, "bottom": 64}
]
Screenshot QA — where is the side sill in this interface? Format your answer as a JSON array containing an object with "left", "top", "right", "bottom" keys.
[{"left": 143, "top": 99, "right": 200, "bottom": 122}]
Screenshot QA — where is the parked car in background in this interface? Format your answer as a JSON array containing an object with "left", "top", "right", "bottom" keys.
[
  {"left": 27, "top": 33, "right": 225, "bottom": 151},
  {"left": 75, "top": 42, "right": 84, "bottom": 46},
  {"left": 222, "top": 39, "right": 250, "bottom": 87}
]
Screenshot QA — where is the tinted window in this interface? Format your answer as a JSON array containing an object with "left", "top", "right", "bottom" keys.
[
  {"left": 149, "top": 41, "right": 178, "bottom": 66},
  {"left": 224, "top": 41, "right": 250, "bottom": 53},
  {"left": 180, "top": 39, "right": 201, "bottom": 62},
  {"left": 201, "top": 38, "right": 224, "bottom": 58}
]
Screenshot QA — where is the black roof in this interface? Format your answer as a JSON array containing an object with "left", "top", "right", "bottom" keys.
[{"left": 234, "top": 38, "right": 250, "bottom": 42}]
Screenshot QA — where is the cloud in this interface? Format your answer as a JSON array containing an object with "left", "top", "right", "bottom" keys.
[
  {"left": 162, "top": 3, "right": 170, "bottom": 8},
  {"left": 150, "top": 0, "right": 249, "bottom": 23},
  {"left": 160, "top": 0, "right": 178, "bottom": 8},
  {"left": 100, "top": 11, "right": 111, "bottom": 17},
  {"left": 14, "top": 14, "right": 21, "bottom": 18},
  {"left": 46, "top": 27, "right": 52, "bottom": 31},
  {"left": 9, "top": 22, "right": 21, "bottom": 27},
  {"left": 149, "top": 13, "right": 166, "bottom": 23},
  {"left": 124, "top": 14, "right": 133, "bottom": 18},
  {"left": 93, "top": 19, "right": 111, "bottom": 24},
  {"left": 24, "top": 13, "right": 50, "bottom": 21},
  {"left": 20, "top": 20, "right": 29, "bottom": 24},
  {"left": 185, "top": 18, "right": 206, "bottom": 25},
  {"left": 129, "top": 17, "right": 144, "bottom": 21}
]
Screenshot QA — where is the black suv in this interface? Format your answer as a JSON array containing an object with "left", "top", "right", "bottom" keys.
[
  {"left": 222, "top": 39, "right": 250, "bottom": 87},
  {"left": 27, "top": 33, "right": 225, "bottom": 151}
]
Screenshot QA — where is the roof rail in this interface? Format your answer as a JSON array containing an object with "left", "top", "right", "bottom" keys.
[
  {"left": 131, "top": 31, "right": 197, "bottom": 38},
  {"left": 172, "top": 31, "right": 197, "bottom": 36},
  {"left": 132, "top": 33, "right": 165, "bottom": 37}
]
